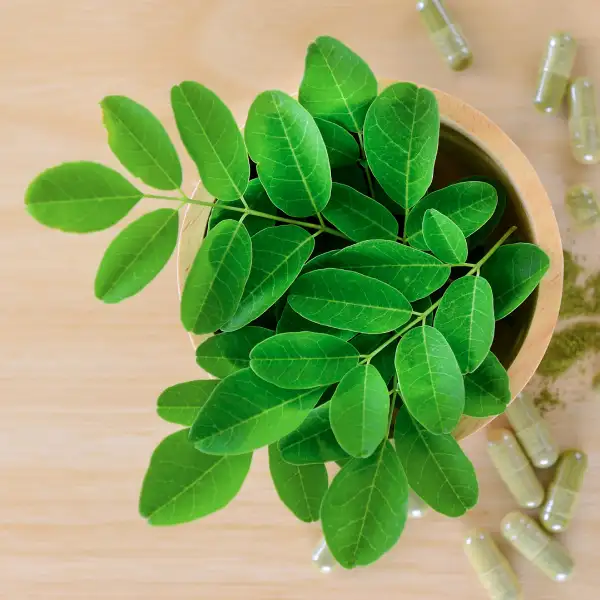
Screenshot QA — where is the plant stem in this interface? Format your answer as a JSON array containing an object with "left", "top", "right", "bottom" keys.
[{"left": 358, "top": 133, "right": 376, "bottom": 199}]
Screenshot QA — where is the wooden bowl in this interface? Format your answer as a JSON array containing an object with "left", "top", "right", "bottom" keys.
[{"left": 176, "top": 86, "right": 563, "bottom": 441}]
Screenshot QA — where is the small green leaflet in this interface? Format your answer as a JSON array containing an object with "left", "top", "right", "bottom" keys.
[
  {"left": 299, "top": 36, "right": 378, "bottom": 132},
  {"left": 277, "top": 302, "right": 355, "bottom": 341},
  {"left": 405, "top": 181, "right": 497, "bottom": 250},
  {"left": 321, "top": 441, "right": 409, "bottom": 568},
  {"left": 394, "top": 406, "right": 478, "bottom": 517},
  {"left": 434, "top": 276, "right": 495, "bottom": 374},
  {"left": 465, "top": 177, "right": 508, "bottom": 248},
  {"left": 100, "top": 95, "right": 182, "bottom": 190},
  {"left": 180, "top": 219, "right": 252, "bottom": 334},
  {"left": 250, "top": 332, "right": 360, "bottom": 389},
  {"left": 157, "top": 380, "right": 219, "bottom": 426},
  {"left": 480, "top": 243, "right": 550, "bottom": 319},
  {"left": 323, "top": 183, "right": 398, "bottom": 242},
  {"left": 289, "top": 268, "right": 412, "bottom": 334},
  {"left": 189, "top": 368, "right": 326, "bottom": 454},
  {"left": 268, "top": 444, "right": 328, "bottom": 523},
  {"left": 195, "top": 327, "right": 274, "bottom": 379},
  {"left": 395, "top": 325, "right": 465, "bottom": 434},
  {"left": 315, "top": 118, "right": 361, "bottom": 167},
  {"left": 364, "top": 83, "right": 440, "bottom": 210},
  {"left": 25, "top": 162, "right": 142, "bottom": 233},
  {"left": 95, "top": 208, "right": 179, "bottom": 303},
  {"left": 330, "top": 365, "right": 390, "bottom": 458},
  {"left": 423, "top": 209, "right": 468, "bottom": 264},
  {"left": 224, "top": 226, "right": 314, "bottom": 332},
  {"left": 171, "top": 81, "right": 249, "bottom": 201},
  {"left": 139, "top": 429, "right": 252, "bottom": 525},
  {"left": 245, "top": 90, "right": 332, "bottom": 218},
  {"left": 463, "top": 352, "right": 511, "bottom": 417}
]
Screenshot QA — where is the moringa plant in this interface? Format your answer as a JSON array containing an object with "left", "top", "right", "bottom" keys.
[{"left": 25, "top": 36, "right": 550, "bottom": 569}]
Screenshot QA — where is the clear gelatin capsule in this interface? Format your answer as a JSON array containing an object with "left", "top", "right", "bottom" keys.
[
  {"left": 408, "top": 489, "right": 428, "bottom": 518},
  {"left": 464, "top": 529, "right": 522, "bottom": 600},
  {"left": 540, "top": 450, "right": 588, "bottom": 533},
  {"left": 565, "top": 184, "right": 600, "bottom": 227},
  {"left": 534, "top": 32, "right": 577, "bottom": 114},
  {"left": 312, "top": 538, "right": 336, "bottom": 573},
  {"left": 501, "top": 511, "right": 574, "bottom": 582},
  {"left": 487, "top": 429, "right": 544, "bottom": 508},
  {"left": 416, "top": 0, "right": 472, "bottom": 71},
  {"left": 505, "top": 392, "right": 559, "bottom": 468},
  {"left": 569, "top": 78, "right": 600, "bottom": 164}
]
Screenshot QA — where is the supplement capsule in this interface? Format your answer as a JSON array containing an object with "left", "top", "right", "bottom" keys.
[
  {"left": 540, "top": 450, "right": 588, "bottom": 533},
  {"left": 312, "top": 538, "right": 336, "bottom": 573},
  {"left": 501, "top": 511, "right": 574, "bottom": 582},
  {"left": 565, "top": 184, "right": 600, "bottom": 228},
  {"left": 505, "top": 392, "right": 559, "bottom": 468},
  {"left": 487, "top": 429, "right": 544, "bottom": 508},
  {"left": 416, "top": 0, "right": 472, "bottom": 71},
  {"left": 569, "top": 78, "right": 600, "bottom": 164},
  {"left": 408, "top": 489, "right": 428, "bottom": 519},
  {"left": 534, "top": 32, "right": 577, "bottom": 114},
  {"left": 464, "top": 529, "right": 522, "bottom": 600}
]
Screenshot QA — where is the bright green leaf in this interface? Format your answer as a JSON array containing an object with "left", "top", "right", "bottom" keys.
[
  {"left": 157, "top": 380, "right": 219, "bottom": 426},
  {"left": 465, "top": 177, "right": 508, "bottom": 248},
  {"left": 315, "top": 118, "right": 361, "bottom": 167},
  {"left": 276, "top": 302, "right": 355, "bottom": 340},
  {"left": 423, "top": 209, "right": 468, "bottom": 264},
  {"left": 463, "top": 352, "right": 511, "bottom": 417}
]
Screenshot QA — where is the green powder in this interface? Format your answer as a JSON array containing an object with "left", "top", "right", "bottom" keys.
[
  {"left": 592, "top": 371, "right": 600, "bottom": 390},
  {"left": 533, "top": 387, "right": 563, "bottom": 414},
  {"left": 560, "top": 250, "right": 600, "bottom": 318}
]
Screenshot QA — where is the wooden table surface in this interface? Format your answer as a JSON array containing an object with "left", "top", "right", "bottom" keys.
[{"left": 2, "top": 1, "right": 599, "bottom": 598}]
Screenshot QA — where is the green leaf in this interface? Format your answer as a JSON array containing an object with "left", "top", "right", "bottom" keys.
[
  {"left": 94, "top": 208, "right": 178, "bottom": 303},
  {"left": 268, "top": 444, "right": 328, "bottom": 523},
  {"left": 299, "top": 36, "right": 378, "bottom": 132},
  {"left": 321, "top": 441, "right": 409, "bottom": 568},
  {"left": 171, "top": 81, "right": 249, "bottom": 201},
  {"left": 224, "top": 225, "right": 314, "bottom": 332},
  {"left": 423, "top": 209, "right": 468, "bottom": 264},
  {"left": 349, "top": 333, "right": 397, "bottom": 383},
  {"left": 394, "top": 406, "right": 478, "bottom": 517},
  {"left": 315, "top": 118, "right": 361, "bottom": 167},
  {"left": 464, "top": 177, "right": 508, "bottom": 248},
  {"left": 480, "top": 243, "right": 550, "bottom": 319},
  {"left": 395, "top": 325, "right": 464, "bottom": 434},
  {"left": 412, "top": 297, "right": 435, "bottom": 326},
  {"left": 195, "top": 327, "right": 274, "bottom": 379},
  {"left": 278, "top": 403, "right": 349, "bottom": 465},
  {"left": 434, "top": 276, "right": 495, "bottom": 374},
  {"left": 157, "top": 380, "right": 219, "bottom": 426},
  {"left": 245, "top": 91, "right": 332, "bottom": 218},
  {"left": 463, "top": 352, "right": 511, "bottom": 417},
  {"left": 405, "top": 182, "right": 497, "bottom": 250},
  {"left": 330, "top": 365, "right": 390, "bottom": 458},
  {"left": 327, "top": 239, "right": 450, "bottom": 301},
  {"left": 25, "top": 162, "right": 142, "bottom": 233},
  {"left": 323, "top": 183, "right": 398, "bottom": 242},
  {"left": 250, "top": 332, "right": 360, "bottom": 389},
  {"left": 180, "top": 219, "right": 252, "bottom": 334},
  {"left": 364, "top": 83, "right": 439, "bottom": 210},
  {"left": 100, "top": 95, "right": 182, "bottom": 190},
  {"left": 302, "top": 248, "right": 340, "bottom": 274},
  {"left": 189, "top": 369, "right": 327, "bottom": 454},
  {"left": 290, "top": 268, "right": 412, "bottom": 334},
  {"left": 139, "top": 429, "right": 252, "bottom": 525},
  {"left": 276, "top": 302, "right": 355, "bottom": 341}
]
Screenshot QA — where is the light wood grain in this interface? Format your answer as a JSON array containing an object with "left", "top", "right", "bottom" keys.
[{"left": 1, "top": 1, "right": 598, "bottom": 598}]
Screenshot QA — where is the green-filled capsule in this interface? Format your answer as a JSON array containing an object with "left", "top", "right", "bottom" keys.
[
  {"left": 566, "top": 184, "right": 600, "bottom": 227},
  {"left": 501, "top": 511, "right": 574, "bottom": 582},
  {"left": 312, "top": 538, "right": 336, "bottom": 573},
  {"left": 464, "top": 529, "right": 522, "bottom": 600},
  {"left": 416, "top": 0, "right": 472, "bottom": 71},
  {"left": 569, "top": 78, "right": 600, "bottom": 164},
  {"left": 505, "top": 393, "right": 559, "bottom": 468},
  {"left": 408, "top": 489, "right": 428, "bottom": 519},
  {"left": 534, "top": 32, "right": 577, "bottom": 114},
  {"left": 540, "top": 450, "right": 588, "bottom": 533},
  {"left": 487, "top": 429, "right": 544, "bottom": 508}
]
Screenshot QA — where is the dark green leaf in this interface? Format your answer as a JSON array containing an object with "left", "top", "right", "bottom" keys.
[
  {"left": 171, "top": 81, "right": 250, "bottom": 201},
  {"left": 157, "top": 380, "right": 219, "bottom": 426},
  {"left": 95, "top": 208, "right": 178, "bottom": 303},
  {"left": 463, "top": 352, "right": 511, "bottom": 417},
  {"left": 394, "top": 406, "right": 478, "bottom": 517},
  {"left": 299, "top": 36, "right": 378, "bottom": 132},
  {"left": 395, "top": 325, "right": 464, "bottom": 434},
  {"left": 412, "top": 297, "right": 435, "bottom": 326},
  {"left": 250, "top": 332, "right": 359, "bottom": 389},
  {"left": 364, "top": 83, "right": 439, "bottom": 210},
  {"left": 315, "top": 118, "right": 361, "bottom": 167},
  {"left": 180, "top": 219, "right": 252, "bottom": 334},
  {"left": 25, "top": 162, "right": 142, "bottom": 233},
  {"left": 302, "top": 248, "right": 340, "bottom": 274},
  {"left": 245, "top": 91, "right": 331, "bottom": 218},
  {"left": 276, "top": 302, "right": 355, "bottom": 340},
  {"left": 371, "top": 342, "right": 398, "bottom": 384},
  {"left": 423, "top": 209, "right": 468, "bottom": 264},
  {"left": 101, "top": 95, "right": 182, "bottom": 190},
  {"left": 466, "top": 177, "right": 508, "bottom": 248},
  {"left": 190, "top": 369, "right": 326, "bottom": 454},
  {"left": 480, "top": 243, "right": 550, "bottom": 319},
  {"left": 321, "top": 442, "right": 408, "bottom": 568},
  {"left": 139, "top": 429, "right": 252, "bottom": 525},
  {"left": 268, "top": 444, "right": 328, "bottom": 522}
]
